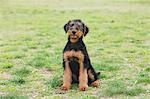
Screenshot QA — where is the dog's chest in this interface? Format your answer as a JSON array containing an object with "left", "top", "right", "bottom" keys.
[{"left": 63, "top": 50, "right": 84, "bottom": 62}]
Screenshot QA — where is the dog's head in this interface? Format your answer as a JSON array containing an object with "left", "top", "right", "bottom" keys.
[{"left": 64, "top": 19, "right": 89, "bottom": 43}]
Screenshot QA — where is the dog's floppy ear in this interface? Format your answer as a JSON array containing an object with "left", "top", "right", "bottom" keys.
[
  {"left": 64, "top": 20, "right": 71, "bottom": 33},
  {"left": 83, "top": 24, "right": 89, "bottom": 36}
]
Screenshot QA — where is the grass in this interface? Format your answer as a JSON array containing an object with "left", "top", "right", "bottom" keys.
[
  {"left": 0, "top": 61, "right": 14, "bottom": 69},
  {"left": 125, "top": 86, "right": 146, "bottom": 96},
  {"left": 0, "top": 95, "right": 27, "bottom": 99},
  {"left": 46, "top": 75, "right": 62, "bottom": 89},
  {"left": 28, "top": 51, "right": 52, "bottom": 69},
  {"left": 13, "top": 67, "right": 31, "bottom": 77},
  {"left": 104, "top": 80, "right": 126, "bottom": 96},
  {"left": 0, "top": 0, "right": 150, "bottom": 98},
  {"left": 137, "top": 71, "right": 150, "bottom": 84},
  {"left": 103, "top": 80, "right": 146, "bottom": 96},
  {"left": 10, "top": 77, "right": 26, "bottom": 85}
]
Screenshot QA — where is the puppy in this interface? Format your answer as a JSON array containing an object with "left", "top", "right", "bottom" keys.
[{"left": 62, "top": 19, "right": 100, "bottom": 91}]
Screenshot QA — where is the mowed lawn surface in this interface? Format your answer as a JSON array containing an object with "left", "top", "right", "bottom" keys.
[{"left": 0, "top": 0, "right": 150, "bottom": 98}]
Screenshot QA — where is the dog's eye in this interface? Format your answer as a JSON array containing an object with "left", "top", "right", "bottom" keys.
[{"left": 70, "top": 23, "right": 74, "bottom": 27}]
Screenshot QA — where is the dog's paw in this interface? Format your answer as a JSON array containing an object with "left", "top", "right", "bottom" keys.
[
  {"left": 91, "top": 80, "right": 100, "bottom": 87},
  {"left": 79, "top": 85, "right": 88, "bottom": 91},
  {"left": 62, "top": 85, "right": 70, "bottom": 91}
]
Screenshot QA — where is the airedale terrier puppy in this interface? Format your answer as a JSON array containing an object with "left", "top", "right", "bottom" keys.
[{"left": 62, "top": 19, "right": 100, "bottom": 91}]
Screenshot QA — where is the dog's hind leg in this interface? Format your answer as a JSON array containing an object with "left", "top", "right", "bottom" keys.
[{"left": 88, "top": 66, "right": 100, "bottom": 87}]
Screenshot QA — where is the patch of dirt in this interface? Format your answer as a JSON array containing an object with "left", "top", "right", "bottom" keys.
[
  {"left": 0, "top": 91, "right": 7, "bottom": 96},
  {"left": 145, "top": 40, "right": 150, "bottom": 46},
  {"left": 32, "top": 91, "right": 39, "bottom": 98},
  {"left": 54, "top": 88, "right": 67, "bottom": 94},
  {"left": 144, "top": 84, "right": 150, "bottom": 90},
  {"left": 0, "top": 72, "right": 12, "bottom": 79},
  {"left": 39, "top": 68, "right": 53, "bottom": 78}
]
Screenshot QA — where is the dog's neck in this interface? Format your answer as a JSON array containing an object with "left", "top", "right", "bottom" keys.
[{"left": 67, "top": 38, "right": 85, "bottom": 51}]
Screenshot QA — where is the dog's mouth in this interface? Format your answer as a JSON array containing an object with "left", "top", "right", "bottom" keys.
[
  {"left": 70, "top": 35, "right": 78, "bottom": 43},
  {"left": 70, "top": 35, "right": 77, "bottom": 39}
]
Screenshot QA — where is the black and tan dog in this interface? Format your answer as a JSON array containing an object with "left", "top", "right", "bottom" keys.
[{"left": 62, "top": 19, "right": 100, "bottom": 91}]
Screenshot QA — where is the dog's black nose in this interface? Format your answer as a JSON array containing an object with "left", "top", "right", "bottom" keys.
[{"left": 72, "top": 31, "right": 76, "bottom": 35}]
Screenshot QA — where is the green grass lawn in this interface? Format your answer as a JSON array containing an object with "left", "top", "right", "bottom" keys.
[{"left": 0, "top": 0, "right": 150, "bottom": 98}]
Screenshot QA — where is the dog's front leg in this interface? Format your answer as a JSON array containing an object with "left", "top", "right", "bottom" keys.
[
  {"left": 79, "top": 62, "right": 88, "bottom": 91},
  {"left": 62, "top": 61, "right": 72, "bottom": 91}
]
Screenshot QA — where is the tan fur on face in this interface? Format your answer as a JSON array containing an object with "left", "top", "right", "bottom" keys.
[
  {"left": 76, "top": 31, "right": 83, "bottom": 38},
  {"left": 67, "top": 31, "right": 72, "bottom": 36},
  {"left": 67, "top": 30, "right": 84, "bottom": 43}
]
